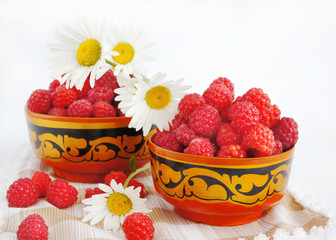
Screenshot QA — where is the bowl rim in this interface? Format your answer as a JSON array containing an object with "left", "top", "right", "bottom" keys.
[
  {"left": 148, "top": 135, "right": 295, "bottom": 167},
  {"left": 25, "top": 106, "right": 131, "bottom": 123}
]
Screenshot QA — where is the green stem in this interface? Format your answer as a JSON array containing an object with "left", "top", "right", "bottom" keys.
[
  {"left": 105, "top": 59, "right": 116, "bottom": 67},
  {"left": 123, "top": 162, "right": 151, "bottom": 188}
]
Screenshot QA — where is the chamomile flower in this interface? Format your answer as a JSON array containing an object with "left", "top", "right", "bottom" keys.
[
  {"left": 115, "top": 73, "right": 191, "bottom": 136},
  {"left": 108, "top": 22, "right": 154, "bottom": 78},
  {"left": 48, "top": 18, "right": 118, "bottom": 90},
  {"left": 82, "top": 179, "right": 150, "bottom": 232}
]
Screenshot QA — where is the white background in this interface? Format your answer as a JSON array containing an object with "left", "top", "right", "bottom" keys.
[{"left": 1, "top": 0, "right": 336, "bottom": 211}]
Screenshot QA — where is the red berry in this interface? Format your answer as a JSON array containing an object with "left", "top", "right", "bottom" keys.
[
  {"left": 152, "top": 132, "right": 184, "bottom": 152},
  {"left": 217, "top": 144, "right": 246, "bottom": 158},
  {"left": 216, "top": 123, "right": 242, "bottom": 147},
  {"left": 105, "top": 171, "right": 127, "bottom": 185},
  {"left": 47, "top": 107, "right": 67, "bottom": 116},
  {"left": 272, "top": 140, "right": 284, "bottom": 155},
  {"left": 85, "top": 187, "right": 104, "bottom": 198},
  {"left": 95, "top": 69, "right": 119, "bottom": 91},
  {"left": 210, "top": 77, "right": 234, "bottom": 93},
  {"left": 48, "top": 79, "right": 60, "bottom": 93},
  {"left": 17, "top": 214, "right": 48, "bottom": 240},
  {"left": 202, "top": 83, "right": 234, "bottom": 111},
  {"left": 31, "top": 171, "right": 52, "bottom": 197},
  {"left": 87, "top": 87, "right": 114, "bottom": 104},
  {"left": 72, "top": 77, "right": 92, "bottom": 99},
  {"left": 122, "top": 212, "right": 155, "bottom": 240},
  {"left": 46, "top": 179, "right": 78, "bottom": 208},
  {"left": 272, "top": 117, "right": 299, "bottom": 151},
  {"left": 174, "top": 123, "right": 197, "bottom": 146},
  {"left": 259, "top": 104, "right": 281, "bottom": 128},
  {"left": 242, "top": 123, "right": 275, "bottom": 155},
  {"left": 228, "top": 101, "right": 260, "bottom": 133},
  {"left": 92, "top": 101, "right": 117, "bottom": 117},
  {"left": 27, "top": 89, "right": 52, "bottom": 114},
  {"left": 170, "top": 112, "right": 187, "bottom": 131},
  {"left": 184, "top": 137, "right": 214, "bottom": 157},
  {"left": 67, "top": 99, "right": 93, "bottom": 117},
  {"left": 189, "top": 104, "right": 221, "bottom": 138},
  {"left": 240, "top": 88, "right": 272, "bottom": 112},
  {"left": 7, "top": 178, "right": 39, "bottom": 207},
  {"left": 178, "top": 93, "right": 206, "bottom": 120},
  {"left": 52, "top": 85, "right": 77, "bottom": 108},
  {"left": 128, "top": 179, "right": 146, "bottom": 198},
  {"left": 112, "top": 100, "right": 125, "bottom": 117}
]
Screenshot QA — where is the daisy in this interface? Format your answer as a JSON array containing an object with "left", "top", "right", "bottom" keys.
[
  {"left": 115, "top": 72, "right": 191, "bottom": 136},
  {"left": 82, "top": 179, "right": 150, "bottom": 232},
  {"left": 48, "top": 18, "right": 118, "bottom": 90},
  {"left": 108, "top": 22, "right": 154, "bottom": 78}
]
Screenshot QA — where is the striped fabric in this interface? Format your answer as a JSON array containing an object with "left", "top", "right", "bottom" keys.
[{"left": 0, "top": 145, "right": 335, "bottom": 240}]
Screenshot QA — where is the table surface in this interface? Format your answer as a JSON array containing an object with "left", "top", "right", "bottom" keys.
[{"left": 1, "top": 0, "right": 336, "bottom": 217}]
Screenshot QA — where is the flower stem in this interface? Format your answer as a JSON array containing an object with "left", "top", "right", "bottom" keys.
[
  {"left": 124, "top": 162, "right": 151, "bottom": 188},
  {"left": 105, "top": 59, "right": 116, "bottom": 67}
]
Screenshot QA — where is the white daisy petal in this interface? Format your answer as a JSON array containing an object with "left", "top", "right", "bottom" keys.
[
  {"left": 90, "top": 210, "right": 108, "bottom": 225},
  {"left": 98, "top": 183, "right": 113, "bottom": 194}
]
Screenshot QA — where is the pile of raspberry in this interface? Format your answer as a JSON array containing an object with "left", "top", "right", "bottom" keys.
[
  {"left": 26, "top": 69, "right": 124, "bottom": 117},
  {"left": 152, "top": 77, "right": 299, "bottom": 158}
]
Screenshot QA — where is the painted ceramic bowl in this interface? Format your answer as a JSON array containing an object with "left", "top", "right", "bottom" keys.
[
  {"left": 25, "top": 108, "right": 154, "bottom": 183},
  {"left": 149, "top": 136, "right": 294, "bottom": 226}
]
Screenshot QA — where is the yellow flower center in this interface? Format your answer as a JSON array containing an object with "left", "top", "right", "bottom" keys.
[
  {"left": 77, "top": 39, "right": 102, "bottom": 66},
  {"left": 107, "top": 192, "right": 132, "bottom": 216},
  {"left": 146, "top": 86, "right": 171, "bottom": 110},
  {"left": 112, "top": 42, "right": 134, "bottom": 65}
]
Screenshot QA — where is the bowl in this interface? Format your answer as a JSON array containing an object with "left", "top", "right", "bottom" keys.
[
  {"left": 148, "top": 136, "right": 294, "bottom": 226},
  {"left": 25, "top": 108, "right": 154, "bottom": 183}
]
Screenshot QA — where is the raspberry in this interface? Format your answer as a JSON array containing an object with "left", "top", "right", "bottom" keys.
[
  {"left": 217, "top": 144, "right": 246, "bottom": 158},
  {"left": 260, "top": 104, "right": 281, "bottom": 128},
  {"left": 152, "top": 132, "right": 184, "bottom": 152},
  {"left": 93, "top": 101, "right": 117, "bottom": 117},
  {"left": 170, "top": 112, "right": 187, "bottom": 130},
  {"left": 6, "top": 178, "right": 39, "bottom": 207},
  {"left": 174, "top": 123, "right": 197, "bottom": 146},
  {"left": 253, "top": 140, "right": 283, "bottom": 157},
  {"left": 272, "top": 117, "right": 299, "bottom": 151},
  {"left": 48, "top": 79, "right": 60, "bottom": 93},
  {"left": 95, "top": 69, "right": 119, "bottom": 91},
  {"left": 128, "top": 179, "right": 146, "bottom": 198},
  {"left": 242, "top": 123, "right": 275, "bottom": 155},
  {"left": 67, "top": 99, "right": 93, "bottom": 117},
  {"left": 87, "top": 87, "right": 114, "bottom": 104},
  {"left": 105, "top": 171, "right": 127, "bottom": 185},
  {"left": 47, "top": 107, "right": 67, "bottom": 116},
  {"left": 17, "top": 214, "right": 48, "bottom": 240},
  {"left": 272, "top": 140, "right": 283, "bottom": 155},
  {"left": 122, "top": 212, "right": 155, "bottom": 240},
  {"left": 216, "top": 123, "right": 242, "bottom": 147},
  {"left": 184, "top": 138, "right": 214, "bottom": 157},
  {"left": 46, "top": 179, "right": 78, "bottom": 208},
  {"left": 85, "top": 187, "right": 104, "bottom": 198},
  {"left": 189, "top": 104, "right": 221, "bottom": 138},
  {"left": 72, "top": 77, "right": 92, "bottom": 99},
  {"left": 210, "top": 77, "right": 234, "bottom": 93},
  {"left": 112, "top": 100, "right": 125, "bottom": 117},
  {"left": 31, "top": 171, "right": 52, "bottom": 197},
  {"left": 27, "top": 89, "right": 52, "bottom": 114},
  {"left": 240, "top": 88, "right": 271, "bottom": 112},
  {"left": 178, "top": 93, "right": 206, "bottom": 120},
  {"left": 202, "top": 83, "right": 234, "bottom": 111},
  {"left": 228, "top": 101, "right": 260, "bottom": 133},
  {"left": 52, "top": 85, "right": 77, "bottom": 108},
  {"left": 219, "top": 108, "right": 230, "bottom": 122}
]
